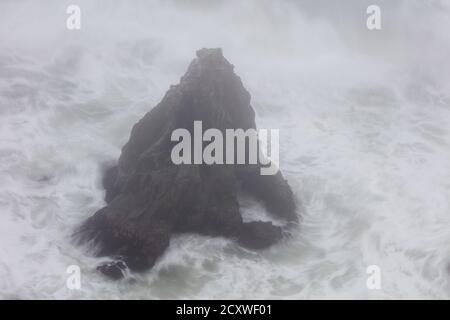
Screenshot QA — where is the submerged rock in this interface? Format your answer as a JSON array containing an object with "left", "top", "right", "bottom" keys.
[
  {"left": 97, "top": 259, "right": 128, "bottom": 280},
  {"left": 76, "top": 48, "right": 298, "bottom": 279}
]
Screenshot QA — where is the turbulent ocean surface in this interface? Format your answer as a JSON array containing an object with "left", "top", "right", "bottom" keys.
[{"left": 1, "top": 0, "right": 450, "bottom": 299}]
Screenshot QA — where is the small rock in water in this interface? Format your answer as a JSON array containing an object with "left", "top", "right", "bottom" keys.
[
  {"left": 97, "top": 260, "right": 128, "bottom": 280},
  {"left": 238, "top": 221, "right": 283, "bottom": 249}
]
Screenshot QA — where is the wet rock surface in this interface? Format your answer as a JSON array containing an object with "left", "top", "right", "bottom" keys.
[{"left": 76, "top": 48, "right": 298, "bottom": 279}]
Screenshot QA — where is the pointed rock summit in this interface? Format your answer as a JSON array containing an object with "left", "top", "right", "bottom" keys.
[{"left": 76, "top": 48, "right": 298, "bottom": 279}]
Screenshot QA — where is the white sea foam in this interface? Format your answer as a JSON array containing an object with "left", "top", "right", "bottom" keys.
[{"left": 0, "top": 0, "right": 450, "bottom": 299}]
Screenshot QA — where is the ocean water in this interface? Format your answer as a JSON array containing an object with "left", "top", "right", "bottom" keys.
[{"left": 0, "top": 0, "right": 450, "bottom": 299}]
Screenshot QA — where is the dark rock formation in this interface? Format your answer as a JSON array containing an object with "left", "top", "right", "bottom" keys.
[{"left": 76, "top": 48, "right": 298, "bottom": 279}]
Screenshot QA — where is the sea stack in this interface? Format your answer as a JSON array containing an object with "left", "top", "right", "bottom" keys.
[{"left": 76, "top": 48, "right": 298, "bottom": 279}]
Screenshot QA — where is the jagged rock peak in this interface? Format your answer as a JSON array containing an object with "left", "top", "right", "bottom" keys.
[{"left": 179, "top": 48, "right": 236, "bottom": 84}]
